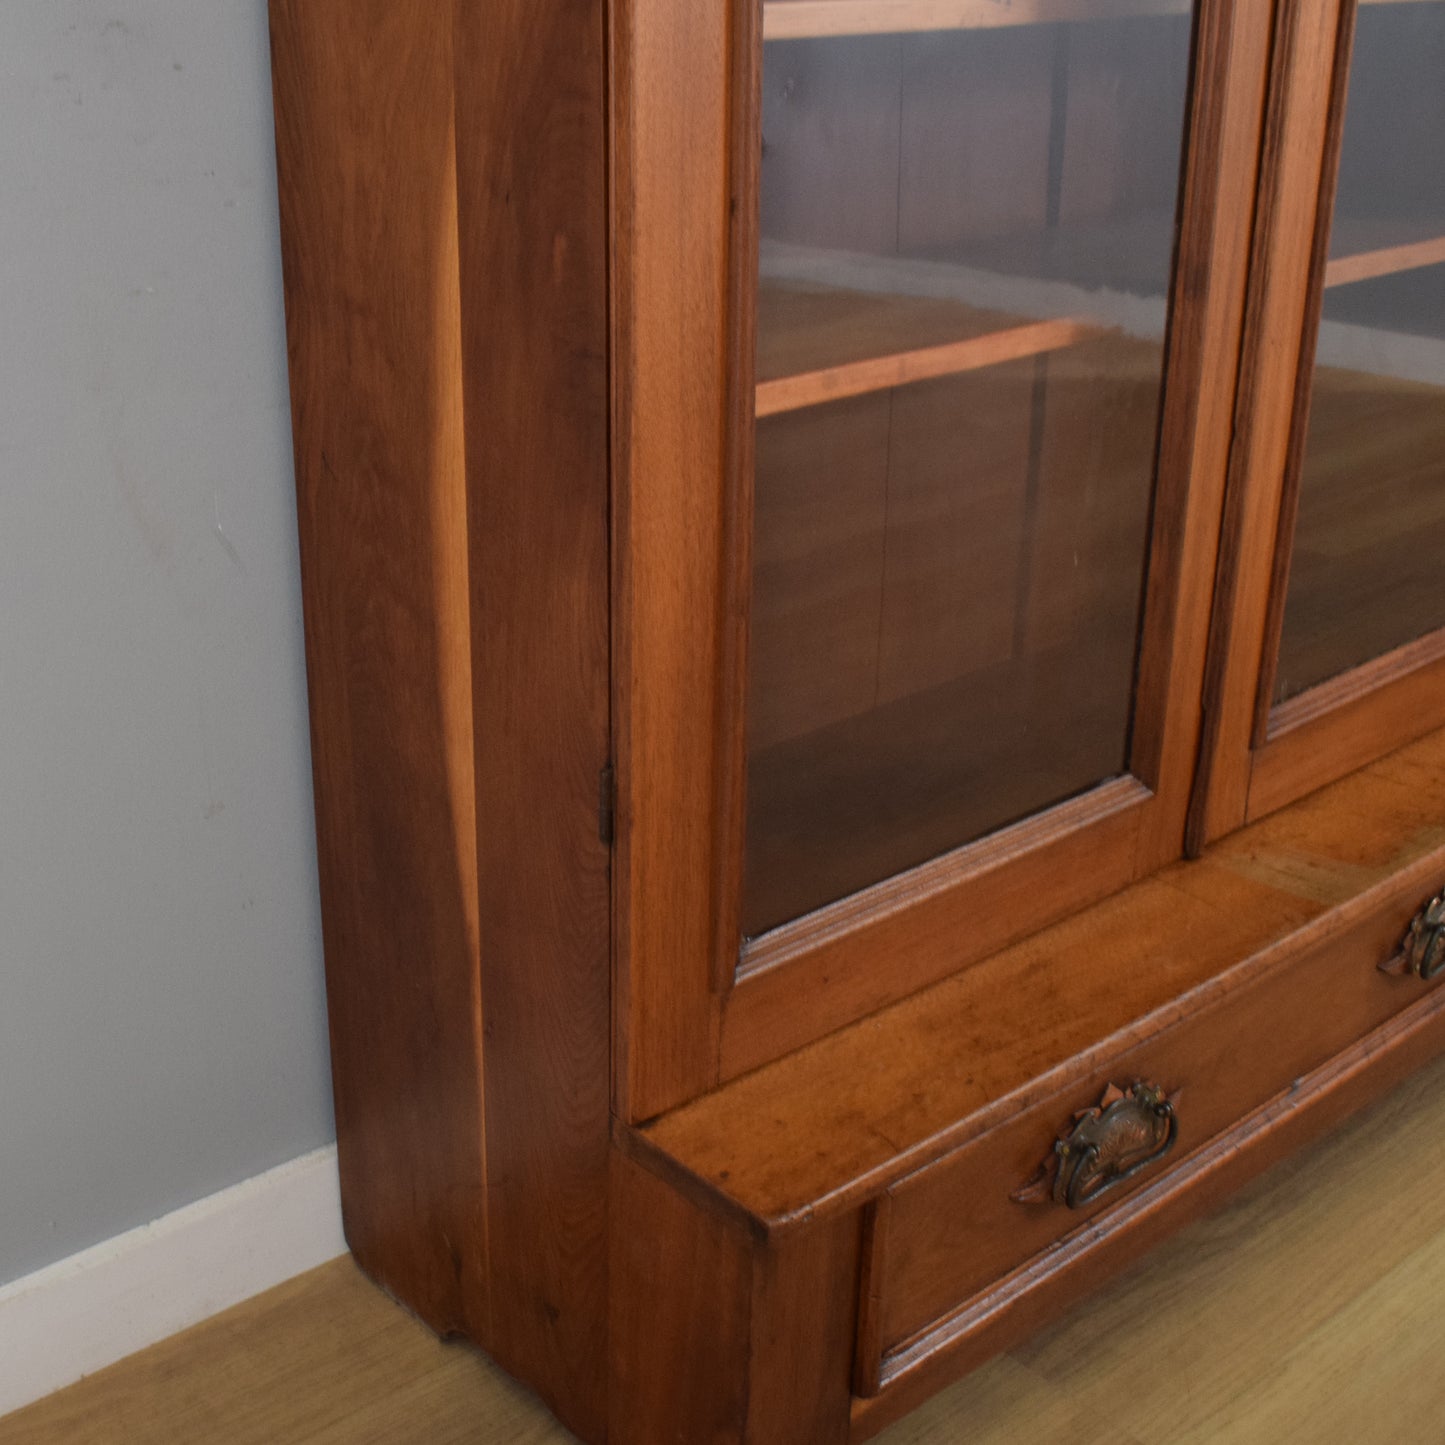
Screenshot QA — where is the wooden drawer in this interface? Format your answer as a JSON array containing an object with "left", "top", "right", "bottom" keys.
[{"left": 854, "top": 861, "right": 1445, "bottom": 1397}]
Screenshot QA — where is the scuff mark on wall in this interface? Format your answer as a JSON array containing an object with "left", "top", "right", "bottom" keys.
[
  {"left": 213, "top": 493, "right": 246, "bottom": 575},
  {"left": 114, "top": 451, "right": 175, "bottom": 571}
]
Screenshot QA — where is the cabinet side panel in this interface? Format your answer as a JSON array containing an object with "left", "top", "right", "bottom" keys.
[
  {"left": 453, "top": 3, "right": 613, "bottom": 1440},
  {"left": 609, "top": 1152, "right": 754, "bottom": 1445},
  {"left": 745, "top": 1207, "right": 862, "bottom": 1445},
  {"left": 268, "top": 1, "right": 487, "bottom": 1339},
  {"left": 608, "top": 1151, "right": 860, "bottom": 1445}
]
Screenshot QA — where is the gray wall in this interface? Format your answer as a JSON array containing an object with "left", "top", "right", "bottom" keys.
[{"left": 0, "top": 1, "right": 334, "bottom": 1287}]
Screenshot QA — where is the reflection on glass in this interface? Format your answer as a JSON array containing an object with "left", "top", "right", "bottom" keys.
[
  {"left": 1274, "top": 3, "right": 1445, "bottom": 704},
  {"left": 744, "top": 6, "right": 1196, "bottom": 935}
]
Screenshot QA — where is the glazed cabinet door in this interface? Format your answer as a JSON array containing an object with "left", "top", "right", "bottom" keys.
[
  {"left": 611, "top": 0, "right": 1274, "bottom": 1120},
  {"left": 1193, "top": 0, "right": 1445, "bottom": 845}
]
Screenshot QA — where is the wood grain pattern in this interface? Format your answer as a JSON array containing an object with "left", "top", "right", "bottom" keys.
[
  {"left": 1018, "top": 337, "right": 1160, "bottom": 663},
  {"left": 608, "top": 1152, "right": 862, "bottom": 1445},
  {"left": 608, "top": 1151, "right": 754, "bottom": 1443},
  {"left": 852, "top": 983, "right": 1445, "bottom": 1439},
  {"left": 0, "top": 1259, "right": 566, "bottom": 1445},
  {"left": 868, "top": 856, "right": 1440, "bottom": 1372},
  {"left": 868, "top": 363, "right": 1040, "bottom": 709},
  {"left": 742, "top": 1208, "right": 863, "bottom": 1445},
  {"left": 1126, "top": 0, "right": 1275, "bottom": 869},
  {"left": 754, "top": 318, "right": 1094, "bottom": 416},
  {"left": 609, "top": 0, "right": 734, "bottom": 1120},
  {"left": 1250, "top": 633, "right": 1445, "bottom": 821},
  {"left": 269, "top": 0, "right": 488, "bottom": 1346},
  {"left": 451, "top": 6, "right": 612, "bottom": 1438}
]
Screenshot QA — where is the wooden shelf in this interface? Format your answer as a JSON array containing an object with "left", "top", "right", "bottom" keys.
[
  {"left": 763, "top": 0, "right": 1187, "bottom": 40},
  {"left": 758, "top": 317, "right": 1092, "bottom": 416},
  {"left": 764, "top": 0, "right": 1434, "bottom": 41},
  {"left": 754, "top": 268, "right": 1128, "bottom": 416},
  {"left": 753, "top": 217, "right": 1179, "bottom": 413},
  {"left": 754, "top": 208, "right": 1445, "bottom": 414},
  {"left": 1326, "top": 235, "right": 1445, "bottom": 290}
]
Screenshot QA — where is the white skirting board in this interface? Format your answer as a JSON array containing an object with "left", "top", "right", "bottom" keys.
[{"left": 0, "top": 1145, "right": 346, "bottom": 1419}]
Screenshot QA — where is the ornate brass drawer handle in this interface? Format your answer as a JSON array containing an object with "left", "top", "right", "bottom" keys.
[
  {"left": 1381, "top": 891, "right": 1445, "bottom": 981},
  {"left": 1013, "top": 1082, "right": 1178, "bottom": 1211}
]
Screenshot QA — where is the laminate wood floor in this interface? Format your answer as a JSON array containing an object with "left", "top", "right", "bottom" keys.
[{"left": 10, "top": 1052, "right": 1445, "bottom": 1444}]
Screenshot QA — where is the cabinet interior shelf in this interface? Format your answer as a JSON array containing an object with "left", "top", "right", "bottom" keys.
[
  {"left": 756, "top": 317, "right": 1093, "bottom": 417},
  {"left": 1324, "top": 233, "right": 1445, "bottom": 291},
  {"left": 763, "top": 0, "right": 1435, "bottom": 42},
  {"left": 758, "top": 221, "right": 1445, "bottom": 415}
]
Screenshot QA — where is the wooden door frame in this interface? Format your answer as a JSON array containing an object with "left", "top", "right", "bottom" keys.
[
  {"left": 612, "top": 0, "right": 1275, "bottom": 1124},
  {"left": 1190, "top": 0, "right": 1445, "bottom": 850}
]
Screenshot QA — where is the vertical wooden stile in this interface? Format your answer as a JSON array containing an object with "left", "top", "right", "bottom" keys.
[
  {"left": 453, "top": 3, "right": 614, "bottom": 1436},
  {"left": 269, "top": 0, "right": 489, "bottom": 1350}
]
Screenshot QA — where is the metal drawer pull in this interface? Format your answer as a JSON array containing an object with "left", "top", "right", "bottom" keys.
[
  {"left": 1382, "top": 892, "right": 1445, "bottom": 982},
  {"left": 1013, "top": 1082, "right": 1178, "bottom": 1211}
]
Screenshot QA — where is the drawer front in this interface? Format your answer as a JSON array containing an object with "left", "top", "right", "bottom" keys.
[{"left": 857, "top": 867, "right": 1444, "bottom": 1393}]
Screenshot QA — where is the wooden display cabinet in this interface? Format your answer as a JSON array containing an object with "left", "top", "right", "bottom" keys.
[{"left": 268, "top": 1, "right": 1445, "bottom": 1440}]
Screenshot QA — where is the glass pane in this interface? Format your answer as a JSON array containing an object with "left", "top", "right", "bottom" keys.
[
  {"left": 745, "top": 6, "right": 1196, "bottom": 935},
  {"left": 1274, "top": 2, "right": 1445, "bottom": 705}
]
